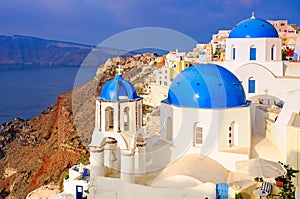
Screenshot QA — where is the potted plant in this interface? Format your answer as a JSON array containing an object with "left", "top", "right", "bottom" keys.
[
  {"left": 277, "top": 162, "right": 299, "bottom": 199},
  {"left": 275, "top": 175, "right": 285, "bottom": 187}
]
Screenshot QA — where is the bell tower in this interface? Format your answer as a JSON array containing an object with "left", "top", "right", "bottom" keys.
[{"left": 89, "top": 66, "right": 146, "bottom": 195}]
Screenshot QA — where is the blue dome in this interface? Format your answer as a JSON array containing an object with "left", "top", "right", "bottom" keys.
[
  {"left": 229, "top": 17, "right": 279, "bottom": 38},
  {"left": 100, "top": 75, "right": 139, "bottom": 101},
  {"left": 164, "top": 64, "right": 247, "bottom": 109}
]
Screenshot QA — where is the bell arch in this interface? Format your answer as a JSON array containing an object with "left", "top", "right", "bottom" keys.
[{"left": 105, "top": 106, "right": 114, "bottom": 131}]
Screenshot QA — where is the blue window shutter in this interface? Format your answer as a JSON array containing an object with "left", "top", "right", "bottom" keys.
[
  {"left": 250, "top": 48, "right": 256, "bottom": 60},
  {"left": 248, "top": 79, "right": 255, "bottom": 93}
]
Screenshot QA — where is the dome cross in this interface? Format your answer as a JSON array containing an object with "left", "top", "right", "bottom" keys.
[
  {"left": 251, "top": 12, "right": 255, "bottom": 19},
  {"left": 116, "top": 65, "right": 123, "bottom": 75}
]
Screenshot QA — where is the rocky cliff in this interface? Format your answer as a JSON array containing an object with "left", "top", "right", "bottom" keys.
[{"left": 0, "top": 53, "right": 157, "bottom": 198}]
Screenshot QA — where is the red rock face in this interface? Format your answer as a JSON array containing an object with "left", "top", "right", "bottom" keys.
[{"left": 0, "top": 90, "right": 88, "bottom": 198}]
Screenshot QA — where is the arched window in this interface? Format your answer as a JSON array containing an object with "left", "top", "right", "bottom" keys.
[
  {"left": 250, "top": 45, "right": 256, "bottom": 60},
  {"left": 166, "top": 117, "right": 173, "bottom": 141},
  {"left": 248, "top": 77, "right": 256, "bottom": 93},
  {"left": 229, "top": 121, "right": 239, "bottom": 147},
  {"left": 124, "top": 107, "right": 130, "bottom": 131},
  {"left": 232, "top": 46, "right": 236, "bottom": 60},
  {"left": 105, "top": 107, "right": 114, "bottom": 131},
  {"left": 271, "top": 45, "right": 276, "bottom": 60},
  {"left": 194, "top": 123, "right": 203, "bottom": 147}
]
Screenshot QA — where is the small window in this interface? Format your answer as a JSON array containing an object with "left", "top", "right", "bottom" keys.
[
  {"left": 194, "top": 126, "right": 203, "bottom": 146},
  {"left": 248, "top": 77, "right": 255, "bottom": 93},
  {"left": 232, "top": 47, "right": 236, "bottom": 60},
  {"left": 173, "top": 64, "right": 176, "bottom": 68},
  {"left": 271, "top": 45, "right": 276, "bottom": 60},
  {"left": 250, "top": 47, "right": 256, "bottom": 60}
]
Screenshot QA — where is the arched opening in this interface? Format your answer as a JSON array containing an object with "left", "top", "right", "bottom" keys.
[
  {"left": 194, "top": 122, "right": 203, "bottom": 147},
  {"left": 250, "top": 45, "right": 256, "bottom": 60},
  {"left": 248, "top": 77, "right": 256, "bottom": 93},
  {"left": 124, "top": 106, "right": 130, "bottom": 131},
  {"left": 166, "top": 117, "right": 173, "bottom": 141},
  {"left": 232, "top": 45, "right": 236, "bottom": 60},
  {"left": 271, "top": 45, "right": 276, "bottom": 60},
  {"left": 105, "top": 107, "right": 114, "bottom": 131},
  {"left": 229, "top": 121, "right": 238, "bottom": 147},
  {"left": 104, "top": 137, "right": 120, "bottom": 176}
]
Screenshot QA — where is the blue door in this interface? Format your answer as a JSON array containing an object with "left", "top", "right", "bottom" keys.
[
  {"left": 216, "top": 183, "right": 228, "bottom": 199},
  {"left": 76, "top": 185, "right": 83, "bottom": 199}
]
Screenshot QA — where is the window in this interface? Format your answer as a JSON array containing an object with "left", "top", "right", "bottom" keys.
[
  {"left": 194, "top": 125, "right": 203, "bottom": 146},
  {"left": 232, "top": 47, "right": 236, "bottom": 60},
  {"left": 250, "top": 46, "right": 256, "bottom": 60},
  {"left": 271, "top": 45, "right": 276, "bottom": 60},
  {"left": 229, "top": 121, "right": 239, "bottom": 147},
  {"left": 248, "top": 77, "right": 255, "bottom": 93},
  {"left": 173, "top": 64, "right": 176, "bottom": 68},
  {"left": 166, "top": 117, "right": 173, "bottom": 141}
]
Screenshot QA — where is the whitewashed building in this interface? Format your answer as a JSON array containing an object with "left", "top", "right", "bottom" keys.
[{"left": 221, "top": 13, "right": 300, "bottom": 177}]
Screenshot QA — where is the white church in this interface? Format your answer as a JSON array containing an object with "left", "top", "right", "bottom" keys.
[{"left": 54, "top": 14, "right": 300, "bottom": 199}]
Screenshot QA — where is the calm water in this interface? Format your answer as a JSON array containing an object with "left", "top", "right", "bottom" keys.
[{"left": 0, "top": 65, "right": 97, "bottom": 124}]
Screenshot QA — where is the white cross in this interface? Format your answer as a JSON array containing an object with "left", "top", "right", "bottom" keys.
[
  {"left": 116, "top": 65, "right": 123, "bottom": 75},
  {"left": 264, "top": 89, "right": 269, "bottom": 95},
  {"left": 251, "top": 11, "right": 255, "bottom": 19}
]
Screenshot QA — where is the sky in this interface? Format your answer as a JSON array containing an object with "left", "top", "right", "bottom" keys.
[{"left": 1, "top": 0, "right": 300, "bottom": 47}]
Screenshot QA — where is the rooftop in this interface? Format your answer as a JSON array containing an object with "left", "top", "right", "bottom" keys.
[{"left": 229, "top": 13, "right": 279, "bottom": 39}]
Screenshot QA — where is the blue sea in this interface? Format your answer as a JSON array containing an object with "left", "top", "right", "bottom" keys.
[{"left": 0, "top": 65, "right": 97, "bottom": 124}]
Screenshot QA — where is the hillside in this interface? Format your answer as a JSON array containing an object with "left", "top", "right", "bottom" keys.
[
  {"left": 0, "top": 35, "right": 94, "bottom": 66},
  {"left": 0, "top": 53, "right": 157, "bottom": 198}
]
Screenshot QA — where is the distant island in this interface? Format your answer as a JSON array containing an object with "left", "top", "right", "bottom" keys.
[
  {"left": 0, "top": 35, "right": 93, "bottom": 66},
  {"left": 0, "top": 35, "right": 169, "bottom": 67}
]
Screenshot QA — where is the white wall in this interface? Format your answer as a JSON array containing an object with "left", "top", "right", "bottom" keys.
[
  {"left": 89, "top": 176, "right": 216, "bottom": 199},
  {"left": 159, "top": 103, "right": 251, "bottom": 170},
  {"left": 234, "top": 63, "right": 300, "bottom": 100},
  {"left": 224, "top": 38, "right": 283, "bottom": 76}
]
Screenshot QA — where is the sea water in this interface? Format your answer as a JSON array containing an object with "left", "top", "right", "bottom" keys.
[{"left": 0, "top": 65, "right": 97, "bottom": 124}]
